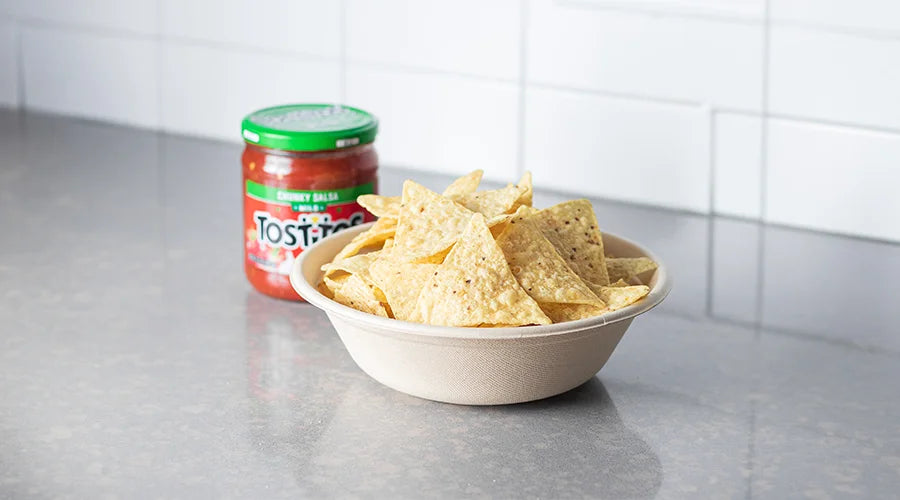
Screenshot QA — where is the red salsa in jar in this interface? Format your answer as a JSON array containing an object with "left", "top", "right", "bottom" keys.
[{"left": 241, "top": 104, "right": 379, "bottom": 300}]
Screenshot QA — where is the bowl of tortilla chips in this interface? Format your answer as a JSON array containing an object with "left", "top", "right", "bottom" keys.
[{"left": 290, "top": 171, "right": 671, "bottom": 405}]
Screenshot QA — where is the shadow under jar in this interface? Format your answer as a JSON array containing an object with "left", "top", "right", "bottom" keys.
[{"left": 241, "top": 104, "right": 379, "bottom": 301}]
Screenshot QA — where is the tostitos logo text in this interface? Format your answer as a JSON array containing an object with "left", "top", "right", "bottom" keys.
[{"left": 253, "top": 211, "right": 365, "bottom": 250}]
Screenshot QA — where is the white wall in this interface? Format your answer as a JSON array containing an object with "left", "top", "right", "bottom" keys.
[{"left": 1, "top": 0, "right": 899, "bottom": 242}]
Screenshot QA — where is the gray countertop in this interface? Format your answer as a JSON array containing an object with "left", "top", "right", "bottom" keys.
[{"left": 1, "top": 110, "right": 899, "bottom": 499}]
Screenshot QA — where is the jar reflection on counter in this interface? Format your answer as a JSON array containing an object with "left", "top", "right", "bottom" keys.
[{"left": 241, "top": 104, "right": 379, "bottom": 301}]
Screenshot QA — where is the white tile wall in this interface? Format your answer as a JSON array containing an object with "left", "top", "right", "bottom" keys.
[
  {"left": 21, "top": 27, "right": 158, "bottom": 128},
  {"left": 5, "top": 0, "right": 900, "bottom": 242},
  {"left": 7, "top": 0, "right": 157, "bottom": 35},
  {"left": 523, "top": 87, "right": 710, "bottom": 212},
  {"left": 0, "top": 21, "right": 17, "bottom": 107},
  {"left": 769, "top": 27, "right": 900, "bottom": 131},
  {"left": 527, "top": 0, "right": 764, "bottom": 110},
  {"left": 346, "top": 66, "right": 520, "bottom": 181},
  {"left": 161, "top": 43, "right": 341, "bottom": 142},
  {"left": 771, "top": 0, "right": 900, "bottom": 34},
  {"left": 766, "top": 118, "right": 900, "bottom": 241},
  {"left": 713, "top": 113, "right": 762, "bottom": 219},
  {"left": 160, "top": 0, "right": 340, "bottom": 58},
  {"left": 346, "top": 0, "right": 521, "bottom": 80}
]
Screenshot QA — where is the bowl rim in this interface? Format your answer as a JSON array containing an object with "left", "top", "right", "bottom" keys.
[{"left": 290, "top": 222, "right": 672, "bottom": 340}]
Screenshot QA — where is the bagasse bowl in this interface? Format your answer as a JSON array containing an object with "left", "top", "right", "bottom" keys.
[{"left": 290, "top": 222, "right": 671, "bottom": 405}]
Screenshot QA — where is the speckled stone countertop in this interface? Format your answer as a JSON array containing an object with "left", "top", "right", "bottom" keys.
[{"left": 1, "top": 110, "right": 899, "bottom": 499}]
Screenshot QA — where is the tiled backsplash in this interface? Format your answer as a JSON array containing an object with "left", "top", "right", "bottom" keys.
[{"left": 1, "top": 0, "right": 899, "bottom": 242}]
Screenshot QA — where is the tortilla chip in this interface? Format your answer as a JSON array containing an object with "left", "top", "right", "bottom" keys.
[
  {"left": 609, "top": 279, "right": 630, "bottom": 287},
  {"left": 382, "top": 238, "right": 394, "bottom": 250},
  {"left": 531, "top": 200, "right": 611, "bottom": 287},
  {"left": 358, "top": 194, "right": 401, "bottom": 219},
  {"left": 606, "top": 257, "right": 658, "bottom": 283},
  {"left": 442, "top": 169, "right": 483, "bottom": 199},
  {"left": 333, "top": 274, "right": 389, "bottom": 317},
  {"left": 511, "top": 171, "right": 533, "bottom": 210},
  {"left": 369, "top": 255, "right": 438, "bottom": 321},
  {"left": 321, "top": 250, "right": 381, "bottom": 277},
  {"left": 488, "top": 206, "right": 535, "bottom": 237},
  {"left": 597, "top": 285, "right": 650, "bottom": 311},
  {"left": 322, "top": 273, "right": 351, "bottom": 297},
  {"left": 455, "top": 174, "right": 532, "bottom": 218},
  {"left": 496, "top": 206, "right": 605, "bottom": 308},
  {"left": 540, "top": 303, "right": 607, "bottom": 323},
  {"left": 317, "top": 280, "right": 335, "bottom": 299},
  {"left": 392, "top": 180, "right": 474, "bottom": 264},
  {"left": 410, "top": 214, "right": 551, "bottom": 327},
  {"left": 332, "top": 217, "right": 396, "bottom": 263}
]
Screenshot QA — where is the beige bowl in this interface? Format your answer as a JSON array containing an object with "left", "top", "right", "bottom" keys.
[{"left": 290, "top": 222, "right": 671, "bottom": 405}]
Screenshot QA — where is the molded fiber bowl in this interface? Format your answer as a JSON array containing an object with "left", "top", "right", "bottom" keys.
[{"left": 290, "top": 222, "right": 671, "bottom": 405}]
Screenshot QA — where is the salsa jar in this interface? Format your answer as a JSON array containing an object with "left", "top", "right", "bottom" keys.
[{"left": 241, "top": 104, "right": 379, "bottom": 301}]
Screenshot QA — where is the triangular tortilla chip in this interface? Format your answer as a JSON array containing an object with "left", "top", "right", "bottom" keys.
[
  {"left": 442, "top": 170, "right": 483, "bottom": 199},
  {"left": 410, "top": 214, "right": 551, "bottom": 327},
  {"left": 540, "top": 303, "right": 607, "bottom": 323},
  {"left": 606, "top": 257, "right": 658, "bottom": 283},
  {"left": 369, "top": 254, "right": 438, "bottom": 321},
  {"left": 358, "top": 194, "right": 401, "bottom": 219},
  {"left": 596, "top": 285, "right": 650, "bottom": 311},
  {"left": 332, "top": 217, "right": 396, "bottom": 263},
  {"left": 454, "top": 173, "right": 532, "bottom": 218},
  {"left": 333, "top": 274, "right": 389, "bottom": 317},
  {"left": 392, "top": 180, "right": 474, "bottom": 263},
  {"left": 496, "top": 206, "right": 605, "bottom": 308},
  {"left": 531, "top": 200, "right": 611, "bottom": 287}
]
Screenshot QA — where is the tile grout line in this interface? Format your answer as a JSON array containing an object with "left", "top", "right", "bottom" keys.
[
  {"left": 761, "top": 0, "right": 771, "bottom": 221},
  {"left": 515, "top": 0, "right": 529, "bottom": 178},
  {"left": 771, "top": 18, "right": 900, "bottom": 42},
  {"left": 556, "top": 0, "right": 900, "bottom": 42},
  {"left": 705, "top": 108, "right": 716, "bottom": 318},
  {"left": 708, "top": 108, "right": 717, "bottom": 215},
  {"left": 558, "top": 0, "right": 764, "bottom": 26},
  {"left": 17, "top": 17, "right": 158, "bottom": 41},
  {"left": 754, "top": 0, "right": 771, "bottom": 333},
  {"left": 724, "top": 110, "right": 900, "bottom": 137},
  {"left": 155, "top": 0, "right": 163, "bottom": 130},
  {"left": 765, "top": 112, "right": 900, "bottom": 136},
  {"left": 154, "top": 0, "right": 168, "bottom": 291}
]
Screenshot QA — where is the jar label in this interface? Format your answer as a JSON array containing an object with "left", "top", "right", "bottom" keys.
[{"left": 244, "top": 180, "right": 376, "bottom": 276}]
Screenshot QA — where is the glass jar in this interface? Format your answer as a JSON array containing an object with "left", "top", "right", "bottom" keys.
[{"left": 241, "top": 104, "right": 379, "bottom": 301}]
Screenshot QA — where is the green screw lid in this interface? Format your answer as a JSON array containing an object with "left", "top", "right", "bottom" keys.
[{"left": 241, "top": 104, "right": 378, "bottom": 152}]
